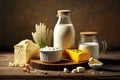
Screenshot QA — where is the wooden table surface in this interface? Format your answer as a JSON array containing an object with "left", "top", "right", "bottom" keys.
[{"left": 0, "top": 51, "right": 120, "bottom": 80}]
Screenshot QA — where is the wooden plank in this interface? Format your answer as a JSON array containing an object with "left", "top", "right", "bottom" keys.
[{"left": 0, "top": 52, "right": 120, "bottom": 79}]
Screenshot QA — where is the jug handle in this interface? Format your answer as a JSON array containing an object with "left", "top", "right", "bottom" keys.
[{"left": 98, "top": 36, "right": 107, "bottom": 54}]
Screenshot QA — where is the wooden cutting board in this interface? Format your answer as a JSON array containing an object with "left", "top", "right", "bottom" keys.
[{"left": 30, "top": 59, "right": 88, "bottom": 71}]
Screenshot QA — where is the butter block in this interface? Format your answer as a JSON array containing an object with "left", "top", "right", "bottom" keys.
[
  {"left": 14, "top": 39, "right": 40, "bottom": 65},
  {"left": 65, "top": 49, "right": 91, "bottom": 62}
]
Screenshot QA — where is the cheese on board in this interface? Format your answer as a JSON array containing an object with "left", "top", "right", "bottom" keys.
[
  {"left": 65, "top": 49, "right": 91, "bottom": 62},
  {"left": 14, "top": 39, "right": 40, "bottom": 65}
]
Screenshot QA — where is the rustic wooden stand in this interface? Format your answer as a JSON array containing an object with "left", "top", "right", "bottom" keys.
[{"left": 30, "top": 59, "right": 88, "bottom": 71}]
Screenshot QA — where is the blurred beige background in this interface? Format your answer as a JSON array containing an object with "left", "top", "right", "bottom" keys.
[{"left": 0, "top": 0, "right": 120, "bottom": 51}]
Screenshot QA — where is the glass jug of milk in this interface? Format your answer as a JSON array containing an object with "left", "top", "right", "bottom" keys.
[{"left": 78, "top": 32, "right": 107, "bottom": 59}]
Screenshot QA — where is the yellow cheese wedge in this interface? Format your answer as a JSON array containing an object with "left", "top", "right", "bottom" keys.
[
  {"left": 14, "top": 39, "right": 40, "bottom": 65},
  {"left": 65, "top": 49, "right": 91, "bottom": 62}
]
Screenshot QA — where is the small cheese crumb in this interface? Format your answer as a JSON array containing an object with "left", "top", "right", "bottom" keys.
[
  {"left": 8, "top": 62, "right": 13, "bottom": 67},
  {"left": 8, "top": 62, "right": 31, "bottom": 67},
  {"left": 9, "top": 62, "right": 19, "bottom": 67},
  {"left": 63, "top": 68, "right": 69, "bottom": 73},
  {"left": 20, "top": 64, "right": 25, "bottom": 67},
  {"left": 76, "top": 66, "right": 85, "bottom": 73},
  {"left": 14, "top": 63, "right": 19, "bottom": 67},
  {"left": 71, "top": 69, "right": 77, "bottom": 73}
]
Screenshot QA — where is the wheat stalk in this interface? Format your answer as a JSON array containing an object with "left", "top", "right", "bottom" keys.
[{"left": 32, "top": 23, "right": 53, "bottom": 48}]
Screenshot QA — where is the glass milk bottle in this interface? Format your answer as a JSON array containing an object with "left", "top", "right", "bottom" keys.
[
  {"left": 54, "top": 10, "right": 75, "bottom": 49},
  {"left": 78, "top": 32, "right": 107, "bottom": 59}
]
